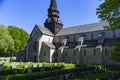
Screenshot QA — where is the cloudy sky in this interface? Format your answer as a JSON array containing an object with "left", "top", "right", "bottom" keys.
[{"left": 0, "top": 0, "right": 104, "bottom": 33}]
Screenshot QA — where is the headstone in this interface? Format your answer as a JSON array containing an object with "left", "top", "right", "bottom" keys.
[
  {"left": 65, "top": 74, "right": 69, "bottom": 79},
  {"left": 33, "top": 64, "right": 37, "bottom": 68},
  {"left": 13, "top": 69, "right": 17, "bottom": 74},
  {"left": 25, "top": 65, "right": 28, "bottom": 68},
  {"left": 28, "top": 69, "right": 32, "bottom": 73},
  {"left": 41, "top": 68, "right": 44, "bottom": 71},
  {"left": 12, "top": 64, "right": 17, "bottom": 69},
  {"left": 50, "top": 66, "right": 53, "bottom": 70},
  {"left": 54, "top": 63, "right": 57, "bottom": 66},
  {"left": 39, "top": 64, "right": 42, "bottom": 67},
  {"left": 28, "top": 62, "right": 30, "bottom": 64},
  {"left": 0, "top": 64, "right": 4, "bottom": 70}
]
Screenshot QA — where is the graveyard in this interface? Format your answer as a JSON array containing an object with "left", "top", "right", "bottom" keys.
[{"left": 0, "top": 60, "right": 120, "bottom": 80}]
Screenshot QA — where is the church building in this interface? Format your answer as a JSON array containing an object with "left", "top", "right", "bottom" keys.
[{"left": 17, "top": 0, "right": 120, "bottom": 64}]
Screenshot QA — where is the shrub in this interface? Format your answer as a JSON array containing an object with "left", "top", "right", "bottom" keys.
[{"left": 0, "top": 66, "right": 96, "bottom": 80}]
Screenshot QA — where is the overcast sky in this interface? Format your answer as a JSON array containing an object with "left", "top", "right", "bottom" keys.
[{"left": 0, "top": 0, "right": 104, "bottom": 33}]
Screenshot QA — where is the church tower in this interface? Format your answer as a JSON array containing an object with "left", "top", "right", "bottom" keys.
[{"left": 44, "top": 0, "right": 63, "bottom": 35}]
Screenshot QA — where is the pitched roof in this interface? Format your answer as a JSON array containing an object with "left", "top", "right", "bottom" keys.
[
  {"left": 56, "top": 22, "right": 109, "bottom": 36},
  {"left": 43, "top": 42, "right": 55, "bottom": 49},
  {"left": 36, "top": 25, "right": 54, "bottom": 36}
]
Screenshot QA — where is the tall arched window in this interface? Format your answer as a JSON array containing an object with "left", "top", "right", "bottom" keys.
[
  {"left": 84, "top": 49, "right": 86, "bottom": 56},
  {"left": 33, "top": 41, "right": 37, "bottom": 52},
  {"left": 93, "top": 49, "right": 96, "bottom": 56}
]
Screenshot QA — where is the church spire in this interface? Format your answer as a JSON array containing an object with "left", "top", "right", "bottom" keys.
[
  {"left": 44, "top": 0, "right": 63, "bottom": 35},
  {"left": 50, "top": 0, "right": 57, "bottom": 8}
]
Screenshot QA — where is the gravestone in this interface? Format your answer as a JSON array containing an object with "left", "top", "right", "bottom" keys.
[
  {"left": 12, "top": 64, "right": 17, "bottom": 69},
  {"left": 50, "top": 66, "right": 53, "bottom": 70},
  {"left": 25, "top": 65, "right": 28, "bottom": 68},
  {"left": 39, "top": 64, "right": 42, "bottom": 67},
  {"left": 33, "top": 64, "right": 37, "bottom": 68},
  {"left": 54, "top": 63, "right": 57, "bottom": 66},
  {"left": 40, "top": 68, "right": 45, "bottom": 71},
  {"left": 28, "top": 69, "right": 32, "bottom": 73},
  {"left": 0, "top": 64, "right": 4, "bottom": 70}
]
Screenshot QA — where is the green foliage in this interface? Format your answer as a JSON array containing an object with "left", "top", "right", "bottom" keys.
[
  {"left": 97, "top": 0, "right": 120, "bottom": 30},
  {"left": 0, "top": 25, "right": 14, "bottom": 56},
  {"left": 8, "top": 26, "right": 30, "bottom": 54},
  {"left": 63, "top": 63, "right": 76, "bottom": 69},
  {"left": 69, "top": 71, "right": 120, "bottom": 80},
  {"left": 109, "top": 42, "right": 120, "bottom": 62},
  {"left": 0, "top": 66, "right": 96, "bottom": 80}
]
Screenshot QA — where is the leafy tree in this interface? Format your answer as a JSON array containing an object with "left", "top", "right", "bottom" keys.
[
  {"left": 110, "top": 42, "right": 120, "bottom": 62},
  {"left": 97, "top": 0, "right": 120, "bottom": 30},
  {"left": 8, "top": 26, "right": 30, "bottom": 54},
  {"left": 0, "top": 25, "right": 14, "bottom": 56}
]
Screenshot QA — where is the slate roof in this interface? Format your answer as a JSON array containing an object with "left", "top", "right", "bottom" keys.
[
  {"left": 56, "top": 22, "right": 109, "bottom": 36},
  {"left": 36, "top": 25, "right": 54, "bottom": 36},
  {"left": 43, "top": 42, "right": 55, "bottom": 49}
]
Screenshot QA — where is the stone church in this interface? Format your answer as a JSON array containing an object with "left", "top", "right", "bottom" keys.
[{"left": 17, "top": 0, "right": 120, "bottom": 64}]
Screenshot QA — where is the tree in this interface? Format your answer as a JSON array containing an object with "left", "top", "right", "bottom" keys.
[
  {"left": 110, "top": 42, "right": 120, "bottom": 62},
  {"left": 97, "top": 0, "right": 120, "bottom": 30},
  {"left": 8, "top": 26, "right": 30, "bottom": 54},
  {"left": 0, "top": 25, "right": 14, "bottom": 56}
]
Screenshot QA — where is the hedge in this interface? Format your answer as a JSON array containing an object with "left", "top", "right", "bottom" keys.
[
  {"left": 71, "top": 71, "right": 120, "bottom": 80},
  {"left": 0, "top": 66, "right": 65, "bottom": 76},
  {"left": 0, "top": 66, "right": 96, "bottom": 80}
]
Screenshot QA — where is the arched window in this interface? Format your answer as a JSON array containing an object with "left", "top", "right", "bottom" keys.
[
  {"left": 84, "top": 49, "right": 86, "bottom": 56},
  {"left": 74, "top": 50, "right": 76, "bottom": 56},
  {"left": 66, "top": 52, "right": 67, "bottom": 56},
  {"left": 33, "top": 41, "right": 37, "bottom": 52},
  {"left": 44, "top": 51, "right": 46, "bottom": 56},
  {"left": 91, "top": 33, "right": 93, "bottom": 39},
  {"left": 105, "top": 48, "right": 108, "bottom": 56},
  {"left": 93, "top": 49, "right": 96, "bottom": 56}
]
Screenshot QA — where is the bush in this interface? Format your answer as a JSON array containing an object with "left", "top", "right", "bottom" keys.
[{"left": 0, "top": 66, "right": 96, "bottom": 80}]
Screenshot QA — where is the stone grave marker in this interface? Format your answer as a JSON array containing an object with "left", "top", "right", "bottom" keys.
[
  {"left": 28, "top": 69, "right": 32, "bottom": 73},
  {"left": 33, "top": 64, "right": 37, "bottom": 68},
  {"left": 12, "top": 64, "right": 17, "bottom": 69},
  {"left": 39, "top": 64, "right": 42, "bottom": 67},
  {"left": 25, "top": 65, "right": 28, "bottom": 68},
  {"left": 40, "top": 68, "right": 45, "bottom": 71},
  {"left": 0, "top": 64, "right": 4, "bottom": 70}
]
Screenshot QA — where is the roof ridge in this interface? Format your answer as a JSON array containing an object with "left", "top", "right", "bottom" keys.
[{"left": 63, "top": 22, "right": 108, "bottom": 29}]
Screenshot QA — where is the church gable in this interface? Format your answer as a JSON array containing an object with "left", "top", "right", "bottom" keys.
[{"left": 30, "top": 25, "right": 42, "bottom": 40}]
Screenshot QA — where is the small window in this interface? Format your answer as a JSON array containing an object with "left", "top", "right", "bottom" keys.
[
  {"left": 74, "top": 50, "right": 76, "bottom": 56},
  {"left": 74, "top": 36, "right": 76, "bottom": 42},
  {"left": 98, "top": 32, "right": 104, "bottom": 38},
  {"left": 105, "top": 48, "right": 108, "bottom": 56},
  {"left": 93, "top": 49, "right": 96, "bottom": 56},
  {"left": 91, "top": 33, "right": 93, "bottom": 39},
  {"left": 44, "top": 51, "right": 46, "bottom": 56},
  {"left": 66, "top": 52, "right": 67, "bottom": 56},
  {"left": 84, "top": 50, "right": 86, "bottom": 56}
]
